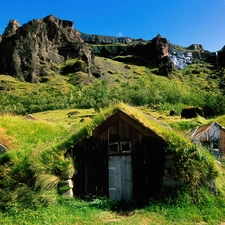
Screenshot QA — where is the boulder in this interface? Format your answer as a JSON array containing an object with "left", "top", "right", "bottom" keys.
[
  {"left": 181, "top": 107, "right": 204, "bottom": 119},
  {"left": 59, "top": 178, "right": 74, "bottom": 198},
  {"left": 169, "top": 110, "right": 178, "bottom": 116},
  {"left": 158, "top": 55, "right": 174, "bottom": 76},
  {"left": 23, "top": 114, "right": 37, "bottom": 120},
  {"left": 0, "top": 143, "right": 7, "bottom": 153}
]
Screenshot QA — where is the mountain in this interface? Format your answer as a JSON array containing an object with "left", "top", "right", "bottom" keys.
[
  {"left": 1, "top": 15, "right": 225, "bottom": 118},
  {"left": 0, "top": 15, "right": 99, "bottom": 82},
  {"left": 1, "top": 15, "right": 223, "bottom": 83}
]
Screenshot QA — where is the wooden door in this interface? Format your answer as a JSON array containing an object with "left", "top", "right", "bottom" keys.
[{"left": 108, "top": 155, "right": 133, "bottom": 201}]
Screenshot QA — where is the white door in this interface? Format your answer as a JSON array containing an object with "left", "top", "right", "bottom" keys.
[{"left": 108, "top": 155, "right": 133, "bottom": 201}]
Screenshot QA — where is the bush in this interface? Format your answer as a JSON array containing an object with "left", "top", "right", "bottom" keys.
[{"left": 203, "top": 93, "right": 225, "bottom": 117}]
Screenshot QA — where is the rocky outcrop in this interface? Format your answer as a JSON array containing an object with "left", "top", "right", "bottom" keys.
[
  {"left": 80, "top": 33, "right": 134, "bottom": 44},
  {"left": 3, "top": 20, "right": 20, "bottom": 37},
  {"left": 217, "top": 47, "right": 225, "bottom": 67},
  {"left": 120, "top": 34, "right": 169, "bottom": 61},
  {"left": 127, "top": 34, "right": 174, "bottom": 76},
  {"left": 187, "top": 44, "right": 204, "bottom": 51},
  {"left": 0, "top": 143, "right": 7, "bottom": 153},
  {"left": 0, "top": 15, "right": 98, "bottom": 82},
  {"left": 1, "top": 14, "right": 221, "bottom": 80},
  {"left": 86, "top": 33, "right": 174, "bottom": 76},
  {"left": 81, "top": 32, "right": 219, "bottom": 71},
  {"left": 77, "top": 30, "right": 223, "bottom": 72}
]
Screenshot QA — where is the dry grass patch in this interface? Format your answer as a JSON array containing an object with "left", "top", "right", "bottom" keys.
[{"left": 0, "top": 127, "right": 14, "bottom": 149}]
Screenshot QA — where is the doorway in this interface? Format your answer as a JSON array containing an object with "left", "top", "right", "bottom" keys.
[{"left": 108, "top": 155, "right": 133, "bottom": 201}]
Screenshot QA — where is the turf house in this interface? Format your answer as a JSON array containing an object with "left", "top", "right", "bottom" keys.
[{"left": 70, "top": 104, "right": 217, "bottom": 202}]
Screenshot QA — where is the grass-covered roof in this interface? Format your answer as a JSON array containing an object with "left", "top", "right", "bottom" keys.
[
  {"left": 72, "top": 103, "right": 218, "bottom": 193},
  {"left": 73, "top": 103, "right": 196, "bottom": 147}
]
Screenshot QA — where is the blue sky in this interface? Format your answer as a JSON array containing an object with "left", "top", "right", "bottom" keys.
[{"left": 0, "top": 0, "right": 225, "bottom": 52}]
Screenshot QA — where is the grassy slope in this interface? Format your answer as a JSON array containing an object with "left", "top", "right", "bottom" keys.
[
  {"left": 1, "top": 56, "right": 223, "bottom": 116},
  {"left": 1, "top": 57, "right": 225, "bottom": 224},
  {"left": 0, "top": 113, "right": 68, "bottom": 151},
  {"left": 1, "top": 108, "right": 225, "bottom": 224}
]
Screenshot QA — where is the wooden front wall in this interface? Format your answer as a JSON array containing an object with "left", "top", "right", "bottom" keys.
[
  {"left": 73, "top": 119, "right": 166, "bottom": 201},
  {"left": 220, "top": 129, "right": 225, "bottom": 156}
]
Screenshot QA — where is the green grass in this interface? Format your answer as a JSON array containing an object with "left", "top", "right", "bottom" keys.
[
  {"left": 1, "top": 191, "right": 225, "bottom": 225},
  {"left": 1, "top": 107, "right": 225, "bottom": 224},
  {"left": 0, "top": 114, "right": 75, "bottom": 211},
  {"left": 1, "top": 57, "right": 225, "bottom": 117},
  {"left": 33, "top": 108, "right": 95, "bottom": 127},
  {"left": 1, "top": 55, "right": 225, "bottom": 224},
  {"left": 0, "top": 114, "right": 68, "bottom": 150}
]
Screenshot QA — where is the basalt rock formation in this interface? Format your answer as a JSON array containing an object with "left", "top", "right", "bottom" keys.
[
  {"left": 127, "top": 34, "right": 170, "bottom": 61},
  {"left": 80, "top": 33, "right": 135, "bottom": 44},
  {"left": 0, "top": 15, "right": 98, "bottom": 82},
  {"left": 86, "top": 33, "right": 174, "bottom": 76},
  {"left": 1, "top": 15, "right": 224, "bottom": 81},
  {"left": 128, "top": 34, "right": 174, "bottom": 76},
  {"left": 81, "top": 33, "right": 221, "bottom": 71},
  {"left": 186, "top": 44, "right": 204, "bottom": 51},
  {"left": 217, "top": 46, "right": 225, "bottom": 67}
]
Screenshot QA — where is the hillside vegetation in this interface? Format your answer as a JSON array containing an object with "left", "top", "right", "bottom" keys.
[
  {"left": 1, "top": 54, "right": 225, "bottom": 224},
  {"left": 1, "top": 56, "right": 225, "bottom": 117},
  {"left": 0, "top": 106, "right": 225, "bottom": 224},
  {"left": 1, "top": 14, "right": 225, "bottom": 224}
]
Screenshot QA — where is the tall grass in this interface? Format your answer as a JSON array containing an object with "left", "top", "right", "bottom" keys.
[{"left": 0, "top": 114, "right": 74, "bottom": 210}]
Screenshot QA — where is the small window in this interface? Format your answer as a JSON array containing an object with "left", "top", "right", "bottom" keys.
[
  {"left": 213, "top": 142, "right": 219, "bottom": 149},
  {"left": 109, "top": 142, "right": 119, "bottom": 154},
  {"left": 120, "top": 142, "right": 132, "bottom": 153}
]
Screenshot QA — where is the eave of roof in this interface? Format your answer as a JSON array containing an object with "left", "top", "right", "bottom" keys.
[
  {"left": 72, "top": 103, "right": 194, "bottom": 153},
  {"left": 73, "top": 104, "right": 173, "bottom": 144},
  {"left": 92, "top": 109, "right": 165, "bottom": 139},
  {"left": 187, "top": 121, "right": 225, "bottom": 140}
]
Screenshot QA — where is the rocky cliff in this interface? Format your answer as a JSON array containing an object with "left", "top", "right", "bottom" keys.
[
  {"left": 0, "top": 15, "right": 224, "bottom": 82},
  {"left": 80, "top": 33, "right": 135, "bottom": 44},
  {"left": 127, "top": 34, "right": 174, "bottom": 76},
  {"left": 81, "top": 33, "right": 220, "bottom": 70},
  {"left": 0, "top": 15, "right": 175, "bottom": 79},
  {"left": 83, "top": 33, "right": 175, "bottom": 76},
  {"left": 0, "top": 15, "right": 97, "bottom": 82}
]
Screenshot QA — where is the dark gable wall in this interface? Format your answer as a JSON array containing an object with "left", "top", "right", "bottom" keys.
[{"left": 73, "top": 118, "right": 166, "bottom": 201}]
